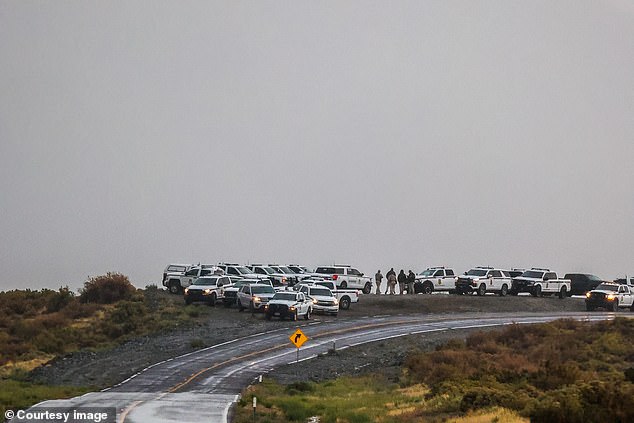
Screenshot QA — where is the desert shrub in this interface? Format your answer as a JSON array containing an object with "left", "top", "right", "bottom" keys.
[
  {"left": 46, "top": 287, "right": 75, "bottom": 313},
  {"left": 190, "top": 338, "right": 205, "bottom": 349},
  {"left": 79, "top": 273, "right": 136, "bottom": 304},
  {"left": 460, "top": 386, "right": 516, "bottom": 412},
  {"left": 285, "top": 381, "right": 315, "bottom": 395},
  {"left": 32, "top": 330, "right": 66, "bottom": 354},
  {"left": 60, "top": 301, "right": 100, "bottom": 319},
  {"left": 530, "top": 361, "right": 582, "bottom": 390}
]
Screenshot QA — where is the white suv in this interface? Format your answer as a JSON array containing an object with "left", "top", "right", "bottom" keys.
[
  {"left": 236, "top": 283, "right": 276, "bottom": 312},
  {"left": 455, "top": 267, "right": 512, "bottom": 296},
  {"left": 414, "top": 267, "right": 457, "bottom": 294}
]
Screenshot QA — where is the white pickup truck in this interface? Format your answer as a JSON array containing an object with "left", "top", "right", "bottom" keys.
[
  {"left": 163, "top": 265, "right": 222, "bottom": 294},
  {"left": 510, "top": 268, "right": 571, "bottom": 298},
  {"left": 455, "top": 267, "right": 513, "bottom": 296},
  {"left": 264, "top": 291, "right": 313, "bottom": 321},
  {"left": 312, "top": 265, "right": 373, "bottom": 294},
  {"left": 295, "top": 280, "right": 359, "bottom": 310},
  {"left": 585, "top": 283, "right": 634, "bottom": 311}
]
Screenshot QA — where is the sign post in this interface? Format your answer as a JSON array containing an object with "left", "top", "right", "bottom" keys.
[{"left": 289, "top": 328, "right": 309, "bottom": 364}]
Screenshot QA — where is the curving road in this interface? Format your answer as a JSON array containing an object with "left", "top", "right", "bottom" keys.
[{"left": 20, "top": 312, "right": 617, "bottom": 423}]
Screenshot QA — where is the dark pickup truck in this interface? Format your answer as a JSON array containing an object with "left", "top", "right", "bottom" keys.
[{"left": 564, "top": 273, "right": 604, "bottom": 296}]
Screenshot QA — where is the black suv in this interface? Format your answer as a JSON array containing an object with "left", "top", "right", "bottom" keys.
[{"left": 564, "top": 273, "right": 603, "bottom": 296}]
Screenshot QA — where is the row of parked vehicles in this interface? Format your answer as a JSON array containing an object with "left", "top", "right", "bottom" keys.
[
  {"left": 165, "top": 263, "right": 362, "bottom": 320},
  {"left": 163, "top": 263, "right": 634, "bottom": 315}
]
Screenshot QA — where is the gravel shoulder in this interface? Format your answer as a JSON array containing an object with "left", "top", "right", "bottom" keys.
[{"left": 29, "top": 293, "right": 588, "bottom": 387}]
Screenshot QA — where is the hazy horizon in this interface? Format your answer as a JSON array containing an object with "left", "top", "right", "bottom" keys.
[{"left": 1, "top": 1, "right": 633, "bottom": 292}]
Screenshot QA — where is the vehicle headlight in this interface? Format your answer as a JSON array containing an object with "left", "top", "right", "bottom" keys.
[
  {"left": 607, "top": 294, "right": 616, "bottom": 301},
  {"left": 586, "top": 292, "right": 592, "bottom": 298},
  {"left": 289, "top": 306, "right": 296, "bottom": 311},
  {"left": 282, "top": 277, "right": 287, "bottom": 283},
  {"left": 333, "top": 298, "right": 339, "bottom": 305},
  {"left": 184, "top": 288, "right": 189, "bottom": 294},
  {"left": 254, "top": 296, "right": 261, "bottom": 302},
  {"left": 203, "top": 289, "right": 212, "bottom": 295}
]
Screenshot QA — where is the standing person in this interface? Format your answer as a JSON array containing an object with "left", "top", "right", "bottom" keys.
[
  {"left": 385, "top": 268, "right": 396, "bottom": 294},
  {"left": 398, "top": 269, "right": 406, "bottom": 295},
  {"left": 374, "top": 270, "right": 383, "bottom": 295},
  {"left": 407, "top": 270, "right": 416, "bottom": 295},
  {"left": 388, "top": 271, "right": 397, "bottom": 295}
]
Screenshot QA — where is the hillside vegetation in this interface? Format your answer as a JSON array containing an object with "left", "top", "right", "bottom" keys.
[
  {"left": 0, "top": 273, "right": 213, "bottom": 416},
  {"left": 235, "top": 318, "right": 634, "bottom": 423}
]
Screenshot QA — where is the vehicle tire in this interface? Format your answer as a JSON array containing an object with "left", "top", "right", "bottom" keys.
[
  {"left": 184, "top": 298, "right": 192, "bottom": 305},
  {"left": 612, "top": 300, "right": 619, "bottom": 312},
  {"left": 414, "top": 282, "right": 423, "bottom": 294},
  {"left": 340, "top": 296, "right": 351, "bottom": 310},
  {"left": 509, "top": 290, "right": 518, "bottom": 296},
  {"left": 422, "top": 282, "right": 433, "bottom": 295},
  {"left": 208, "top": 293, "right": 217, "bottom": 307},
  {"left": 304, "top": 308, "right": 311, "bottom": 320},
  {"left": 533, "top": 285, "right": 542, "bottom": 297},
  {"left": 249, "top": 301, "right": 255, "bottom": 313},
  {"left": 223, "top": 300, "right": 232, "bottom": 308},
  {"left": 265, "top": 313, "right": 271, "bottom": 320},
  {"left": 630, "top": 303, "right": 634, "bottom": 312},
  {"left": 340, "top": 281, "right": 348, "bottom": 289},
  {"left": 559, "top": 286, "right": 567, "bottom": 299},
  {"left": 238, "top": 299, "right": 244, "bottom": 312},
  {"left": 169, "top": 281, "right": 181, "bottom": 295},
  {"left": 500, "top": 284, "right": 508, "bottom": 297},
  {"left": 586, "top": 303, "right": 595, "bottom": 311},
  {"left": 362, "top": 282, "right": 372, "bottom": 295},
  {"left": 477, "top": 284, "right": 486, "bottom": 296}
]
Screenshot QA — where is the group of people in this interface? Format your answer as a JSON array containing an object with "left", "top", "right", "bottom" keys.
[{"left": 374, "top": 268, "right": 416, "bottom": 295}]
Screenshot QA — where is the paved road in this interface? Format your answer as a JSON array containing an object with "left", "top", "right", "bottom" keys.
[{"left": 20, "top": 312, "right": 616, "bottom": 423}]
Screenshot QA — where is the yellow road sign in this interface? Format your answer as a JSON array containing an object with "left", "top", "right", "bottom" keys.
[{"left": 290, "top": 328, "right": 308, "bottom": 348}]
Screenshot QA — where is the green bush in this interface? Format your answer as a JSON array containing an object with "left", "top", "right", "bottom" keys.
[
  {"left": 46, "top": 287, "right": 75, "bottom": 313},
  {"left": 79, "top": 273, "right": 136, "bottom": 304}
]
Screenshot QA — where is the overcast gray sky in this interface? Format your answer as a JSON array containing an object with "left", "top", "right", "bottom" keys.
[{"left": 1, "top": 1, "right": 633, "bottom": 291}]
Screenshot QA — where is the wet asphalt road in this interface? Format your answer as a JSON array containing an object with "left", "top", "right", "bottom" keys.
[{"left": 18, "top": 311, "right": 619, "bottom": 423}]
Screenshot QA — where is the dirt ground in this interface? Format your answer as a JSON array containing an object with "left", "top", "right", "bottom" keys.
[{"left": 29, "top": 292, "right": 588, "bottom": 388}]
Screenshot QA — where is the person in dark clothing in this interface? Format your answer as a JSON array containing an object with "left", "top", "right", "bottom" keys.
[
  {"left": 385, "top": 268, "right": 396, "bottom": 294},
  {"left": 397, "top": 269, "right": 406, "bottom": 295},
  {"left": 407, "top": 270, "right": 416, "bottom": 295},
  {"left": 375, "top": 270, "right": 383, "bottom": 295}
]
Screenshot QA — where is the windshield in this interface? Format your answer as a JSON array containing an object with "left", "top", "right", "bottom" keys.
[
  {"left": 235, "top": 266, "right": 252, "bottom": 275},
  {"left": 278, "top": 266, "right": 293, "bottom": 274},
  {"left": 251, "top": 285, "right": 275, "bottom": 294},
  {"left": 419, "top": 269, "right": 435, "bottom": 277},
  {"left": 194, "top": 278, "right": 219, "bottom": 286},
  {"left": 310, "top": 288, "right": 332, "bottom": 297},
  {"left": 595, "top": 284, "right": 618, "bottom": 292},
  {"left": 521, "top": 271, "right": 545, "bottom": 279},
  {"left": 272, "top": 293, "right": 298, "bottom": 301},
  {"left": 466, "top": 269, "right": 488, "bottom": 277},
  {"left": 259, "top": 267, "right": 275, "bottom": 274}
]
